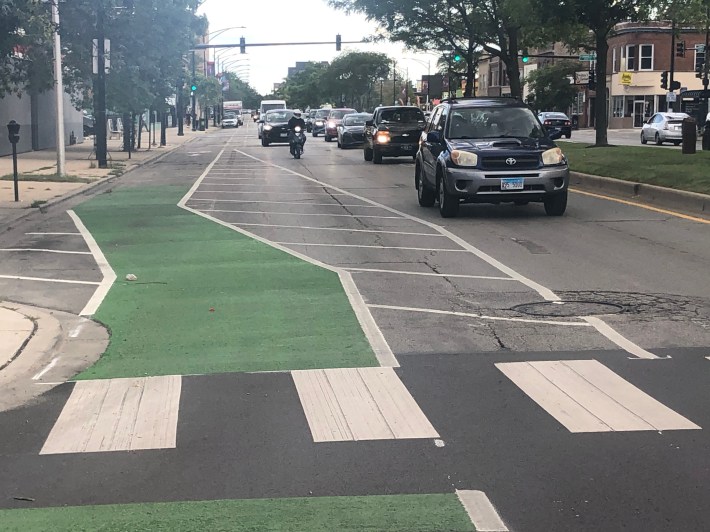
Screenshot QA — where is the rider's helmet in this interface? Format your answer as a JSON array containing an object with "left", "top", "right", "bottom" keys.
[{"left": 293, "top": 110, "right": 302, "bottom": 117}]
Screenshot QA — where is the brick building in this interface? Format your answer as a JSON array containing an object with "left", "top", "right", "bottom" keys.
[{"left": 476, "top": 21, "right": 709, "bottom": 130}]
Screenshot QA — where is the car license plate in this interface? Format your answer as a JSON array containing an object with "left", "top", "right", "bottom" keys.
[
  {"left": 401, "top": 145, "right": 413, "bottom": 151},
  {"left": 280, "top": 133, "right": 288, "bottom": 137},
  {"left": 501, "top": 177, "right": 524, "bottom": 190}
]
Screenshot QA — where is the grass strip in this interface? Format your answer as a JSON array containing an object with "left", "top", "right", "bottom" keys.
[
  {"left": 0, "top": 493, "right": 474, "bottom": 532},
  {"left": 0, "top": 173, "right": 94, "bottom": 183},
  {"left": 74, "top": 184, "right": 377, "bottom": 379},
  {"left": 558, "top": 141, "right": 710, "bottom": 195}
]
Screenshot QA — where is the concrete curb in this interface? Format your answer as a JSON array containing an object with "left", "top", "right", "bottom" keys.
[
  {"left": 0, "top": 134, "right": 201, "bottom": 231},
  {"left": 570, "top": 171, "right": 710, "bottom": 217}
]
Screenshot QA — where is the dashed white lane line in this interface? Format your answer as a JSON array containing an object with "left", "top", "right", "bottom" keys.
[
  {"left": 368, "top": 303, "right": 592, "bottom": 327},
  {"left": 233, "top": 150, "right": 661, "bottom": 360},
  {"left": 67, "top": 210, "right": 118, "bottom": 317},
  {"left": 179, "top": 148, "right": 398, "bottom": 368},
  {"left": 0, "top": 274, "right": 100, "bottom": 286},
  {"left": 40, "top": 375, "right": 182, "bottom": 454},
  {"left": 0, "top": 248, "right": 91, "bottom": 255},
  {"left": 276, "top": 242, "right": 467, "bottom": 252},
  {"left": 456, "top": 490, "right": 509, "bottom": 532},
  {"left": 230, "top": 222, "right": 442, "bottom": 237},
  {"left": 203, "top": 209, "right": 402, "bottom": 219},
  {"left": 496, "top": 360, "right": 700, "bottom": 433},
  {"left": 190, "top": 190, "right": 349, "bottom": 196},
  {"left": 292, "top": 367, "right": 439, "bottom": 442},
  {"left": 345, "top": 267, "right": 514, "bottom": 280}
]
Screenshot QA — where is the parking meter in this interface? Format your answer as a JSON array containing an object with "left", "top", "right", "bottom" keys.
[{"left": 7, "top": 120, "right": 20, "bottom": 144}]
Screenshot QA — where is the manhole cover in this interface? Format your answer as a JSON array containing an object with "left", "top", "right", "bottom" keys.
[{"left": 512, "top": 301, "right": 625, "bottom": 317}]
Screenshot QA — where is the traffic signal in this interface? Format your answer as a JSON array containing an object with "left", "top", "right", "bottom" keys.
[
  {"left": 588, "top": 69, "right": 596, "bottom": 91},
  {"left": 190, "top": 82, "right": 197, "bottom": 92},
  {"left": 660, "top": 70, "right": 668, "bottom": 89},
  {"left": 336, "top": 34, "right": 341, "bottom": 51},
  {"left": 453, "top": 52, "right": 461, "bottom": 62},
  {"left": 695, "top": 47, "right": 705, "bottom": 78},
  {"left": 676, "top": 41, "right": 685, "bottom": 57},
  {"left": 521, "top": 49, "right": 529, "bottom": 63},
  {"left": 239, "top": 37, "right": 246, "bottom": 54}
]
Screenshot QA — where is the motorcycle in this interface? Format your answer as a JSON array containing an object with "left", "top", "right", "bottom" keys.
[{"left": 290, "top": 126, "right": 306, "bottom": 159}]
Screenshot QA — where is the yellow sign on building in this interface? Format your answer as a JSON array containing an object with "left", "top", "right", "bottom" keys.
[{"left": 621, "top": 72, "right": 632, "bottom": 85}]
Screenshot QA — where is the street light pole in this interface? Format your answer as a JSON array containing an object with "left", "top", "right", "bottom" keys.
[
  {"left": 51, "top": 0, "right": 65, "bottom": 176},
  {"left": 392, "top": 60, "right": 397, "bottom": 105},
  {"left": 191, "top": 51, "right": 197, "bottom": 131},
  {"left": 95, "top": 0, "right": 107, "bottom": 169}
]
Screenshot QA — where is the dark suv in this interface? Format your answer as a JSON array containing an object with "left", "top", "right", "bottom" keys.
[
  {"left": 364, "top": 106, "right": 426, "bottom": 164},
  {"left": 415, "top": 97, "right": 569, "bottom": 218}
]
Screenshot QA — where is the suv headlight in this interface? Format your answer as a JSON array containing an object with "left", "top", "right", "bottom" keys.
[
  {"left": 450, "top": 150, "right": 478, "bottom": 167},
  {"left": 376, "top": 132, "right": 390, "bottom": 144},
  {"left": 542, "top": 147, "right": 565, "bottom": 166},
  {"left": 263, "top": 124, "right": 273, "bottom": 131}
]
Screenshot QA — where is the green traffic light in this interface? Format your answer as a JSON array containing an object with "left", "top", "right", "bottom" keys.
[
  {"left": 191, "top": 84, "right": 197, "bottom": 91},
  {"left": 453, "top": 54, "right": 461, "bottom": 62},
  {"left": 522, "top": 56, "right": 529, "bottom": 63}
]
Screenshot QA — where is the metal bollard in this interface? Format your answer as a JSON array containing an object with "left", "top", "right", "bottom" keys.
[
  {"left": 6, "top": 120, "right": 20, "bottom": 202},
  {"left": 681, "top": 117, "right": 696, "bottom": 154}
]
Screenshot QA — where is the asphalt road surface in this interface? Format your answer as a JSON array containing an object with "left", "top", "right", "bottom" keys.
[{"left": 1, "top": 123, "right": 708, "bottom": 531}]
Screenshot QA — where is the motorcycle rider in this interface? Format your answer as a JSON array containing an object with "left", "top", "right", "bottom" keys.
[{"left": 287, "top": 110, "right": 307, "bottom": 155}]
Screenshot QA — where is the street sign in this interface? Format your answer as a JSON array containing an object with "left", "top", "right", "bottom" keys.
[
  {"left": 667, "top": 92, "right": 677, "bottom": 103},
  {"left": 575, "top": 71, "right": 589, "bottom": 84},
  {"left": 696, "top": 44, "right": 706, "bottom": 53},
  {"left": 621, "top": 71, "right": 632, "bottom": 85},
  {"left": 579, "top": 54, "right": 597, "bottom": 61}
]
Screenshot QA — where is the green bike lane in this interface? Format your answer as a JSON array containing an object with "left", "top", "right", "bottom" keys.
[{"left": 0, "top": 135, "right": 484, "bottom": 531}]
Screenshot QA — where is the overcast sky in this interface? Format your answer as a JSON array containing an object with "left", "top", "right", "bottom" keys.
[{"left": 197, "top": 0, "right": 441, "bottom": 95}]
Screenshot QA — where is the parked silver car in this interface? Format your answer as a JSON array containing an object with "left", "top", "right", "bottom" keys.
[{"left": 640, "top": 112, "right": 690, "bottom": 146}]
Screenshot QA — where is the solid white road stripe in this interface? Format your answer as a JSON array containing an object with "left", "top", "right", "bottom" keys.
[
  {"left": 67, "top": 210, "right": 118, "bottom": 317},
  {"left": 368, "top": 303, "right": 592, "bottom": 327},
  {"left": 456, "top": 490, "right": 509, "bottom": 532},
  {"left": 189, "top": 198, "right": 379, "bottom": 208},
  {"left": 0, "top": 248, "right": 91, "bottom": 255},
  {"left": 496, "top": 360, "right": 700, "bottom": 433},
  {"left": 583, "top": 316, "right": 661, "bottom": 359},
  {"left": 230, "top": 222, "right": 441, "bottom": 237},
  {"left": 292, "top": 367, "right": 438, "bottom": 442},
  {"left": 203, "top": 208, "right": 402, "bottom": 219},
  {"left": 345, "top": 267, "right": 514, "bottom": 280},
  {"left": 234, "top": 150, "right": 661, "bottom": 361},
  {"left": 190, "top": 190, "right": 349, "bottom": 196},
  {"left": 178, "top": 147, "right": 398, "bottom": 368},
  {"left": 32, "top": 357, "right": 59, "bottom": 381},
  {"left": 276, "top": 242, "right": 466, "bottom": 252},
  {"left": 0, "top": 274, "right": 100, "bottom": 286},
  {"left": 40, "top": 375, "right": 182, "bottom": 454},
  {"left": 25, "top": 232, "right": 81, "bottom": 236}
]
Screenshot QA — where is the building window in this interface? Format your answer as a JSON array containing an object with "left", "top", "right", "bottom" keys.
[
  {"left": 639, "top": 44, "right": 653, "bottom": 70},
  {"left": 612, "top": 96, "right": 624, "bottom": 118},
  {"left": 626, "top": 45, "right": 636, "bottom": 70},
  {"left": 490, "top": 65, "right": 500, "bottom": 86},
  {"left": 612, "top": 48, "right": 618, "bottom": 73}
]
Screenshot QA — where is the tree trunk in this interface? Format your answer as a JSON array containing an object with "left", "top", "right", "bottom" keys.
[
  {"left": 122, "top": 112, "right": 131, "bottom": 152},
  {"left": 464, "top": 46, "right": 475, "bottom": 97},
  {"left": 137, "top": 114, "right": 143, "bottom": 150},
  {"left": 594, "top": 31, "right": 610, "bottom": 146},
  {"left": 506, "top": 28, "right": 522, "bottom": 99},
  {"left": 160, "top": 110, "right": 167, "bottom": 146}
]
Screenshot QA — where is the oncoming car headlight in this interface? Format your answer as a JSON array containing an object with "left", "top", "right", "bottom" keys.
[
  {"left": 450, "top": 150, "right": 478, "bottom": 167},
  {"left": 315, "top": 120, "right": 324, "bottom": 125},
  {"left": 542, "top": 147, "right": 565, "bottom": 166},
  {"left": 327, "top": 121, "right": 336, "bottom": 128},
  {"left": 263, "top": 124, "right": 273, "bottom": 131},
  {"left": 376, "top": 132, "right": 390, "bottom": 144}
]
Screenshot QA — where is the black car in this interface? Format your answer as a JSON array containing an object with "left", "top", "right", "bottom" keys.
[
  {"left": 337, "top": 113, "right": 371, "bottom": 148},
  {"left": 364, "top": 106, "right": 427, "bottom": 164},
  {"left": 538, "top": 112, "right": 572, "bottom": 138},
  {"left": 311, "top": 108, "right": 331, "bottom": 137},
  {"left": 260, "top": 109, "right": 296, "bottom": 147},
  {"left": 415, "top": 97, "right": 569, "bottom": 218}
]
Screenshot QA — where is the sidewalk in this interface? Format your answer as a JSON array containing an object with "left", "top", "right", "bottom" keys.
[
  {"left": 0, "top": 126, "right": 204, "bottom": 227},
  {"left": 0, "top": 305, "right": 34, "bottom": 370}
]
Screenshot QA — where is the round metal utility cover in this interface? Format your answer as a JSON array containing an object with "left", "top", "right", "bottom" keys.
[{"left": 512, "top": 301, "right": 624, "bottom": 317}]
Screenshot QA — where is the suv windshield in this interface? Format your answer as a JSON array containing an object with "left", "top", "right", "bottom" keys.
[
  {"left": 223, "top": 112, "right": 236, "bottom": 119},
  {"left": 379, "top": 108, "right": 424, "bottom": 123},
  {"left": 344, "top": 116, "right": 367, "bottom": 126},
  {"left": 447, "top": 106, "right": 545, "bottom": 139},
  {"left": 315, "top": 109, "right": 330, "bottom": 118},
  {"left": 266, "top": 111, "right": 293, "bottom": 122}
]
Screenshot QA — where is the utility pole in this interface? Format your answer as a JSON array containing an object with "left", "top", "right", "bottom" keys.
[
  {"left": 51, "top": 0, "right": 65, "bottom": 176},
  {"left": 704, "top": 7, "right": 710, "bottom": 123},
  {"left": 95, "top": 0, "right": 108, "bottom": 168},
  {"left": 669, "top": 20, "right": 676, "bottom": 112},
  {"left": 392, "top": 60, "right": 397, "bottom": 105},
  {"left": 177, "top": 79, "right": 184, "bottom": 136},
  {"left": 191, "top": 51, "right": 197, "bottom": 131}
]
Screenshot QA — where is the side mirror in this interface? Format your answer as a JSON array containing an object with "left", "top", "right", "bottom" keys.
[
  {"left": 426, "top": 130, "right": 441, "bottom": 143},
  {"left": 258, "top": 119, "right": 264, "bottom": 123},
  {"left": 548, "top": 128, "right": 562, "bottom": 140},
  {"left": 366, "top": 120, "right": 374, "bottom": 127}
]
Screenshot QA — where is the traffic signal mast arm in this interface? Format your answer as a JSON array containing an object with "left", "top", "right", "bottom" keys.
[{"left": 193, "top": 37, "right": 363, "bottom": 50}]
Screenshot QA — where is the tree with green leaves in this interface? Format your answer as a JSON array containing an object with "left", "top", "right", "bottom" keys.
[
  {"left": 324, "top": 51, "right": 391, "bottom": 109},
  {"left": 537, "top": 0, "right": 655, "bottom": 146},
  {"left": 0, "top": 0, "right": 54, "bottom": 97},
  {"left": 220, "top": 72, "right": 262, "bottom": 109},
  {"left": 525, "top": 61, "right": 580, "bottom": 113}
]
